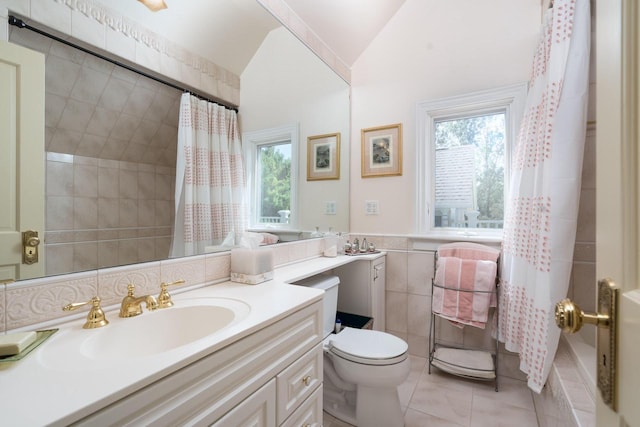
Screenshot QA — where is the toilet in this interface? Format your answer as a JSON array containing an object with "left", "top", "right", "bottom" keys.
[{"left": 297, "top": 275, "right": 410, "bottom": 427}]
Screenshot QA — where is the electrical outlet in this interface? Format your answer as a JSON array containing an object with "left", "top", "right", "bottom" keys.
[
  {"left": 325, "top": 201, "right": 337, "bottom": 215},
  {"left": 365, "top": 200, "right": 379, "bottom": 215}
]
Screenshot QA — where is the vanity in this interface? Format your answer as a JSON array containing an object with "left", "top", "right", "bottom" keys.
[{"left": 0, "top": 253, "right": 384, "bottom": 427}]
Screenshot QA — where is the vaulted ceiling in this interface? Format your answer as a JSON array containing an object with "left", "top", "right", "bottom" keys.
[
  {"left": 103, "top": 0, "right": 406, "bottom": 75},
  {"left": 282, "top": 0, "right": 406, "bottom": 67}
]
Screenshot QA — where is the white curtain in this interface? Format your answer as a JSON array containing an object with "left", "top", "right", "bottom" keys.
[
  {"left": 498, "top": 0, "right": 590, "bottom": 393},
  {"left": 170, "top": 94, "right": 247, "bottom": 257}
]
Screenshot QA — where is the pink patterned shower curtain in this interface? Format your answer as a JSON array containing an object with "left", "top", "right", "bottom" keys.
[
  {"left": 170, "top": 94, "right": 247, "bottom": 257},
  {"left": 498, "top": 0, "right": 590, "bottom": 393}
]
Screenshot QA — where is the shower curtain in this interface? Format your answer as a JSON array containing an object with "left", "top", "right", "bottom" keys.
[
  {"left": 170, "top": 94, "right": 247, "bottom": 257},
  {"left": 498, "top": 0, "right": 590, "bottom": 393}
]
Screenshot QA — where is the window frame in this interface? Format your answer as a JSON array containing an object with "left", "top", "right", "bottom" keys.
[
  {"left": 415, "top": 83, "right": 527, "bottom": 237},
  {"left": 243, "top": 123, "right": 299, "bottom": 229}
]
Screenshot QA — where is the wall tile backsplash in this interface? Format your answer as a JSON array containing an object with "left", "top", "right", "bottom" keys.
[{"left": 0, "top": 238, "right": 327, "bottom": 333}]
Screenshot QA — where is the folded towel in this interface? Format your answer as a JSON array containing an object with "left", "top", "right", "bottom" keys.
[
  {"left": 260, "top": 232, "right": 280, "bottom": 245},
  {"left": 437, "top": 242, "right": 500, "bottom": 262},
  {"left": 432, "top": 256, "right": 497, "bottom": 329}
]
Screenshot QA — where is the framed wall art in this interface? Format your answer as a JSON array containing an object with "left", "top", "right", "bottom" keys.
[
  {"left": 361, "top": 123, "right": 403, "bottom": 177},
  {"left": 307, "top": 132, "right": 341, "bottom": 180}
]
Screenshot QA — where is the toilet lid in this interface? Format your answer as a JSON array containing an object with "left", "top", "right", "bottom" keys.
[{"left": 328, "top": 327, "right": 408, "bottom": 366}]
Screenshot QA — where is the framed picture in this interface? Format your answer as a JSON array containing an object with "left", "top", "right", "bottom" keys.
[
  {"left": 307, "top": 133, "right": 341, "bottom": 181},
  {"left": 361, "top": 123, "right": 403, "bottom": 177}
]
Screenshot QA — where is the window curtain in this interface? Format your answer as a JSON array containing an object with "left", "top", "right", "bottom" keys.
[
  {"left": 497, "top": 0, "right": 590, "bottom": 393},
  {"left": 170, "top": 94, "right": 247, "bottom": 257}
]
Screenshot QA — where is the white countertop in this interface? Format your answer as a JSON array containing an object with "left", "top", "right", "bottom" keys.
[{"left": 0, "top": 253, "right": 383, "bottom": 426}]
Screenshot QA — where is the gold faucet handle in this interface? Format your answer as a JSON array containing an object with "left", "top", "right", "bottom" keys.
[
  {"left": 63, "top": 296, "right": 109, "bottom": 329},
  {"left": 126, "top": 283, "right": 136, "bottom": 295},
  {"left": 158, "top": 279, "right": 186, "bottom": 308}
]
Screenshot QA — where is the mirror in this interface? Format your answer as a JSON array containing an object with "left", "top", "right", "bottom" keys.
[{"left": 6, "top": 0, "right": 349, "bottom": 279}]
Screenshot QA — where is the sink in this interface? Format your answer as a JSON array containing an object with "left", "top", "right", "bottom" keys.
[
  {"left": 82, "top": 300, "right": 248, "bottom": 360},
  {"left": 39, "top": 297, "right": 251, "bottom": 368}
]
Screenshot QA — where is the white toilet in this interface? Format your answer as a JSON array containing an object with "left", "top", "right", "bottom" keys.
[{"left": 297, "top": 275, "right": 410, "bottom": 427}]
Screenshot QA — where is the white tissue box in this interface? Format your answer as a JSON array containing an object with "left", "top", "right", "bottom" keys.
[{"left": 230, "top": 247, "right": 274, "bottom": 284}]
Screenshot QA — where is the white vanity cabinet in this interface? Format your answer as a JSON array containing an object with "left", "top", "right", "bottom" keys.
[
  {"left": 73, "top": 301, "right": 323, "bottom": 427},
  {"left": 334, "top": 254, "right": 386, "bottom": 331}
]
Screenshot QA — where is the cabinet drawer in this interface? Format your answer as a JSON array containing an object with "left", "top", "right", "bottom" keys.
[
  {"left": 212, "top": 379, "right": 276, "bottom": 427},
  {"left": 280, "top": 385, "right": 323, "bottom": 427},
  {"left": 276, "top": 343, "right": 323, "bottom": 424}
]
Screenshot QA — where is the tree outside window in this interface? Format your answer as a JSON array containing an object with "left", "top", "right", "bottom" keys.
[
  {"left": 258, "top": 143, "right": 291, "bottom": 223},
  {"left": 434, "top": 113, "right": 506, "bottom": 229}
]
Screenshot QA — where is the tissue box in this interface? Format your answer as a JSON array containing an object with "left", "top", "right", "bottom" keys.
[{"left": 230, "top": 247, "right": 274, "bottom": 284}]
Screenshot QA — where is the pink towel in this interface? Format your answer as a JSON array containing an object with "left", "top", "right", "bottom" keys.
[
  {"left": 432, "top": 256, "right": 497, "bottom": 329},
  {"left": 437, "top": 242, "right": 500, "bottom": 262}
]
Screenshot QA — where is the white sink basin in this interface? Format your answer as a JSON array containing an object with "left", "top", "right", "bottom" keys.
[{"left": 39, "top": 297, "right": 251, "bottom": 369}]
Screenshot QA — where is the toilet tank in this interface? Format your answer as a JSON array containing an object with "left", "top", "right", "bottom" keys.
[{"left": 294, "top": 275, "right": 339, "bottom": 338}]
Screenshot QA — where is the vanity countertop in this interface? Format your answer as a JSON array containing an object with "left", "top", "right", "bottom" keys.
[{"left": 0, "top": 253, "right": 383, "bottom": 426}]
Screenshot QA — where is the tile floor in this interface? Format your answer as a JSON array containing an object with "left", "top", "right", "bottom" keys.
[{"left": 323, "top": 355, "right": 539, "bottom": 427}]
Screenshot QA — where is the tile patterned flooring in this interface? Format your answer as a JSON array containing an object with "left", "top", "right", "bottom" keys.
[{"left": 323, "top": 355, "right": 539, "bottom": 427}]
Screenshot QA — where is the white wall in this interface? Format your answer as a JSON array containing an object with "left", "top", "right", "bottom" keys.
[
  {"left": 350, "top": 0, "right": 541, "bottom": 234},
  {"left": 240, "top": 27, "right": 350, "bottom": 233}
]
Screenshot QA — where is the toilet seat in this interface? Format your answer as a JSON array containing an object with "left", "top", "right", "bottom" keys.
[{"left": 328, "top": 327, "right": 408, "bottom": 366}]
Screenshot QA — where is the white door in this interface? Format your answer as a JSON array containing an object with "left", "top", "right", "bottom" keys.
[
  {"left": 596, "top": 1, "right": 640, "bottom": 426},
  {"left": 0, "top": 41, "right": 45, "bottom": 281}
]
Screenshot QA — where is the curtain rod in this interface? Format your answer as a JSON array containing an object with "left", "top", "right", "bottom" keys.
[{"left": 8, "top": 15, "right": 238, "bottom": 112}]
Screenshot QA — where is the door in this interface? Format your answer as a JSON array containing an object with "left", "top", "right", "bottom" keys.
[
  {"left": 596, "top": 1, "right": 640, "bottom": 425},
  {"left": 0, "top": 41, "right": 45, "bottom": 281}
]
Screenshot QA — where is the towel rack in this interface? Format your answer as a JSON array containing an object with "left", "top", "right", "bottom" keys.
[{"left": 427, "top": 246, "right": 500, "bottom": 391}]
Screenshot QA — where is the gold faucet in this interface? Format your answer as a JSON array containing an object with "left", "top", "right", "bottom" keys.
[
  {"left": 157, "top": 279, "right": 186, "bottom": 308},
  {"left": 119, "top": 284, "right": 158, "bottom": 318},
  {"left": 63, "top": 296, "right": 109, "bottom": 329}
]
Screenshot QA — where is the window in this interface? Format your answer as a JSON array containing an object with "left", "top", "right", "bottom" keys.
[
  {"left": 416, "top": 84, "right": 527, "bottom": 236},
  {"left": 244, "top": 124, "right": 299, "bottom": 228}
]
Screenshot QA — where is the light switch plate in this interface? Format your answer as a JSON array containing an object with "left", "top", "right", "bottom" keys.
[
  {"left": 365, "top": 200, "right": 379, "bottom": 215},
  {"left": 325, "top": 201, "right": 337, "bottom": 215}
]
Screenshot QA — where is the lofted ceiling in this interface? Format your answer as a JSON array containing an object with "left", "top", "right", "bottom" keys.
[
  {"left": 103, "top": 0, "right": 405, "bottom": 75},
  {"left": 282, "top": 0, "right": 407, "bottom": 67}
]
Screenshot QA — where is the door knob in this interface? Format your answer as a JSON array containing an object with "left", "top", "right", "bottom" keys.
[
  {"left": 555, "top": 298, "right": 609, "bottom": 333},
  {"left": 22, "top": 230, "right": 40, "bottom": 265},
  {"left": 555, "top": 278, "right": 619, "bottom": 411}
]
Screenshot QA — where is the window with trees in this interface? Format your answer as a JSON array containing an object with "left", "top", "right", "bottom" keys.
[
  {"left": 244, "top": 124, "right": 299, "bottom": 228},
  {"left": 416, "top": 84, "right": 527, "bottom": 236},
  {"left": 257, "top": 143, "right": 291, "bottom": 224}
]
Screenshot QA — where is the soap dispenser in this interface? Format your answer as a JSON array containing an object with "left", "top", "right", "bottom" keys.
[{"left": 360, "top": 238, "right": 368, "bottom": 253}]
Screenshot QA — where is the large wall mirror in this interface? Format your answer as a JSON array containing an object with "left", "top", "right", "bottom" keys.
[{"left": 5, "top": 0, "right": 349, "bottom": 280}]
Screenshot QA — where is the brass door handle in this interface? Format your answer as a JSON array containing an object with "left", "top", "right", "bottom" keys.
[
  {"left": 22, "top": 230, "right": 40, "bottom": 265},
  {"left": 555, "top": 278, "right": 619, "bottom": 411},
  {"left": 555, "top": 299, "right": 609, "bottom": 333},
  {"left": 26, "top": 236, "right": 40, "bottom": 247}
]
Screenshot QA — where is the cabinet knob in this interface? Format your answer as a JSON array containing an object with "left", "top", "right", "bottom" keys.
[{"left": 302, "top": 375, "right": 312, "bottom": 386}]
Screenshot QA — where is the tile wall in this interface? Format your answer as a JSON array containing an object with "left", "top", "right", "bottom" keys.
[
  {"left": 0, "top": 237, "right": 326, "bottom": 333},
  {"left": 0, "top": 0, "right": 241, "bottom": 106},
  {"left": 9, "top": 23, "right": 180, "bottom": 276},
  {"left": 45, "top": 152, "right": 174, "bottom": 275}
]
